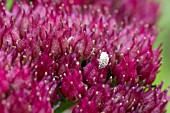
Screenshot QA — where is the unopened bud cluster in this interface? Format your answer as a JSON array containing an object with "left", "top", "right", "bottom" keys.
[{"left": 0, "top": 0, "right": 169, "bottom": 113}]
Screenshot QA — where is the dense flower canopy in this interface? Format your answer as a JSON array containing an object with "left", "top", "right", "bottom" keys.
[{"left": 0, "top": 0, "right": 169, "bottom": 113}]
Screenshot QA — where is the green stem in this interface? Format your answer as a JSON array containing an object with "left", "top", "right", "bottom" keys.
[{"left": 54, "top": 100, "right": 77, "bottom": 113}]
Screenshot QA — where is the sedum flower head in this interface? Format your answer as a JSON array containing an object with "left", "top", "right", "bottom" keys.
[
  {"left": 73, "top": 83, "right": 169, "bottom": 113},
  {"left": 0, "top": 0, "right": 169, "bottom": 113},
  {"left": 0, "top": 53, "right": 53, "bottom": 113}
]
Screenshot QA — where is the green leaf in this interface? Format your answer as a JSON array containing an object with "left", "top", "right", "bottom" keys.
[{"left": 6, "top": 0, "right": 14, "bottom": 11}]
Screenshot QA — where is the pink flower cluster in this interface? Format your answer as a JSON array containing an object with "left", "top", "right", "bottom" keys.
[{"left": 0, "top": 0, "right": 169, "bottom": 113}]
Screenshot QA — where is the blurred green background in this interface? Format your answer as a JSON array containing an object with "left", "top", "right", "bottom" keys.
[
  {"left": 154, "top": 0, "right": 170, "bottom": 112},
  {"left": 6, "top": 0, "right": 170, "bottom": 112}
]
